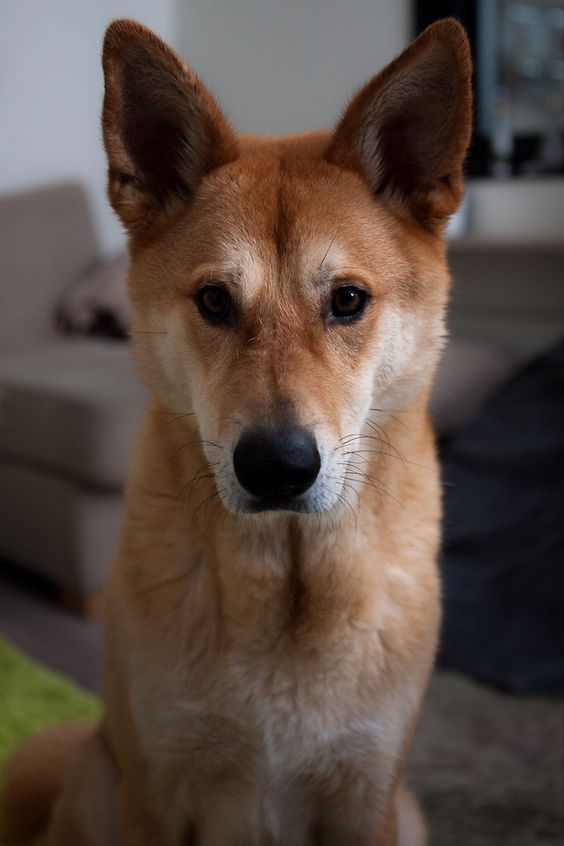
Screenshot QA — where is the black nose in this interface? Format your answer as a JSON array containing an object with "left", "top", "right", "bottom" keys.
[{"left": 233, "top": 427, "right": 321, "bottom": 499}]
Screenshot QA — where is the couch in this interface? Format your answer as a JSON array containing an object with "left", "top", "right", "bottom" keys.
[
  {"left": 0, "top": 182, "right": 517, "bottom": 614},
  {"left": 0, "top": 183, "right": 147, "bottom": 614}
]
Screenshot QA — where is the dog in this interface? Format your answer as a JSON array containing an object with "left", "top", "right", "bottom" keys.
[{"left": 1, "top": 16, "right": 472, "bottom": 846}]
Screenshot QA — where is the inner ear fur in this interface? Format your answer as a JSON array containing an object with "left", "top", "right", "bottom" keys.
[
  {"left": 102, "top": 19, "right": 238, "bottom": 239},
  {"left": 326, "top": 19, "right": 473, "bottom": 230}
]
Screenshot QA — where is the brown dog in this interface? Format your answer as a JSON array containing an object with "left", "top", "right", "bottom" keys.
[{"left": 1, "top": 17, "right": 472, "bottom": 846}]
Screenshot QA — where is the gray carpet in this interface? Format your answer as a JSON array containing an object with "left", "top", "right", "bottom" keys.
[
  {"left": 0, "top": 566, "right": 561, "bottom": 845},
  {"left": 408, "top": 674, "right": 562, "bottom": 846}
]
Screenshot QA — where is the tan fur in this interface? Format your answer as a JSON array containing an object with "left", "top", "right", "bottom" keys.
[
  {"left": 0, "top": 721, "right": 95, "bottom": 844},
  {"left": 1, "top": 18, "right": 472, "bottom": 846},
  {"left": 396, "top": 785, "right": 427, "bottom": 846}
]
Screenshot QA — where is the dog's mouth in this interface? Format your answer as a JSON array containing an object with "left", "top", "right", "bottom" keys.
[{"left": 234, "top": 492, "right": 319, "bottom": 514}]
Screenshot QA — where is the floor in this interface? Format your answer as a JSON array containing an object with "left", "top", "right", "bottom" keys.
[
  {"left": 0, "top": 563, "right": 102, "bottom": 692},
  {"left": 0, "top": 563, "right": 561, "bottom": 845}
]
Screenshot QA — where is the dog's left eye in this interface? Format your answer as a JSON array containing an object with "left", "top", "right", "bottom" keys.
[
  {"left": 330, "top": 285, "right": 367, "bottom": 320},
  {"left": 196, "top": 285, "right": 232, "bottom": 323}
]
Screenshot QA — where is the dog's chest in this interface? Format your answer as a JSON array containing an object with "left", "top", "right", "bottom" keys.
[
  {"left": 225, "top": 644, "right": 369, "bottom": 763},
  {"left": 138, "top": 636, "right": 377, "bottom": 759},
  {"left": 133, "top": 635, "right": 390, "bottom": 841}
]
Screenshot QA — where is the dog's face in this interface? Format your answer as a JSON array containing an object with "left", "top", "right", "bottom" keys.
[{"left": 102, "top": 19, "right": 472, "bottom": 514}]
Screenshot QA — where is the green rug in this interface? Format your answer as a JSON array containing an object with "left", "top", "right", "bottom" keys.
[
  {"left": 0, "top": 636, "right": 101, "bottom": 773},
  {"left": 0, "top": 637, "right": 101, "bottom": 845}
]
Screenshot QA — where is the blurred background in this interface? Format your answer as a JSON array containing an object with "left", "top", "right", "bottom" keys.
[{"left": 0, "top": 2, "right": 562, "bottom": 844}]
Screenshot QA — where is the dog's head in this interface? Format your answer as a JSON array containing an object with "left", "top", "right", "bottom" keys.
[{"left": 102, "top": 19, "right": 472, "bottom": 515}]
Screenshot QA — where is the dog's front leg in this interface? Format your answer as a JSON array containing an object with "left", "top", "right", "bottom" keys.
[
  {"left": 119, "top": 784, "right": 168, "bottom": 846},
  {"left": 315, "top": 782, "right": 427, "bottom": 846},
  {"left": 44, "top": 730, "right": 120, "bottom": 846},
  {"left": 314, "top": 808, "right": 397, "bottom": 846}
]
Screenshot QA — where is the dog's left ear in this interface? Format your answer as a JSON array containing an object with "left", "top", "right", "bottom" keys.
[
  {"left": 102, "top": 19, "right": 238, "bottom": 241},
  {"left": 326, "top": 19, "right": 472, "bottom": 230}
]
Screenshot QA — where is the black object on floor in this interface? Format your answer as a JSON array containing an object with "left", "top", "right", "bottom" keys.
[{"left": 439, "top": 339, "right": 564, "bottom": 695}]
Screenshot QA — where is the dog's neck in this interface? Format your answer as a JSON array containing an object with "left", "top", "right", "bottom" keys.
[{"left": 118, "top": 397, "right": 437, "bottom": 644}]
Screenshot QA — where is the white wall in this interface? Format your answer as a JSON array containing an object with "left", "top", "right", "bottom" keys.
[
  {"left": 0, "top": 0, "right": 411, "bottom": 254},
  {"left": 176, "top": 0, "right": 412, "bottom": 135},
  {"left": 0, "top": 0, "right": 176, "bottom": 254}
]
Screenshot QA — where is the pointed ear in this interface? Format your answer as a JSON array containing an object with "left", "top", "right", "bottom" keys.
[
  {"left": 102, "top": 19, "right": 238, "bottom": 240},
  {"left": 326, "top": 19, "right": 473, "bottom": 230}
]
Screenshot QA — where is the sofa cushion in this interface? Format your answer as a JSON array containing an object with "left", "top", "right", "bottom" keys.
[
  {"left": 56, "top": 253, "right": 131, "bottom": 339},
  {"left": 0, "top": 340, "right": 147, "bottom": 489},
  {"left": 0, "top": 184, "right": 98, "bottom": 352}
]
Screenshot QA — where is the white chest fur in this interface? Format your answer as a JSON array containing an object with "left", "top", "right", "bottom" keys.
[{"left": 128, "top": 631, "right": 418, "bottom": 846}]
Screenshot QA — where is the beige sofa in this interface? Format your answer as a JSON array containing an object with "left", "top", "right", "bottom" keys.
[
  {"left": 1, "top": 182, "right": 530, "bottom": 613},
  {"left": 0, "top": 183, "right": 146, "bottom": 612}
]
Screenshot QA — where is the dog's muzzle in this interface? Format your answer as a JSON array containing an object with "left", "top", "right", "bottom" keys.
[{"left": 233, "top": 426, "right": 321, "bottom": 504}]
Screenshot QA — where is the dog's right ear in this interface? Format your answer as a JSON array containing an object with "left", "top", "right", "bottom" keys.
[{"left": 102, "top": 20, "right": 238, "bottom": 240}]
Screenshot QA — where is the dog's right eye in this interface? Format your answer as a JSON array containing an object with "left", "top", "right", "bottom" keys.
[{"left": 195, "top": 285, "right": 233, "bottom": 324}]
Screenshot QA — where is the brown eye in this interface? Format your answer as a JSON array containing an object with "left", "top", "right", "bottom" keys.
[
  {"left": 331, "top": 285, "right": 367, "bottom": 320},
  {"left": 196, "top": 285, "right": 232, "bottom": 323}
]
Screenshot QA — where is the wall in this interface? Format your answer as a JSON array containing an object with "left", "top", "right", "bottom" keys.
[
  {"left": 0, "top": 0, "right": 411, "bottom": 254},
  {"left": 0, "top": 0, "right": 176, "bottom": 255},
  {"left": 5, "top": 2, "right": 559, "bottom": 263},
  {"left": 175, "top": 0, "right": 412, "bottom": 135}
]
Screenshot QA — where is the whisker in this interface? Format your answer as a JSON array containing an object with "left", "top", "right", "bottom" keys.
[
  {"left": 365, "top": 420, "right": 404, "bottom": 458},
  {"left": 343, "top": 471, "right": 403, "bottom": 508},
  {"left": 317, "top": 229, "right": 339, "bottom": 274},
  {"left": 184, "top": 471, "right": 220, "bottom": 505},
  {"left": 134, "top": 570, "right": 188, "bottom": 598},
  {"left": 145, "top": 412, "right": 197, "bottom": 439},
  {"left": 325, "top": 263, "right": 373, "bottom": 277},
  {"left": 128, "top": 330, "right": 168, "bottom": 336},
  {"left": 336, "top": 434, "right": 398, "bottom": 451},
  {"left": 337, "top": 427, "right": 425, "bottom": 469},
  {"left": 192, "top": 489, "right": 225, "bottom": 525},
  {"left": 326, "top": 475, "right": 359, "bottom": 528},
  {"left": 335, "top": 491, "right": 358, "bottom": 529},
  {"left": 337, "top": 433, "right": 382, "bottom": 446},
  {"left": 341, "top": 460, "right": 396, "bottom": 492},
  {"left": 158, "top": 439, "right": 222, "bottom": 479},
  {"left": 174, "top": 461, "right": 212, "bottom": 511},
  {"left": 158, "top": 410, "right": 196, "bottom": 417},
  {"left": 369, "top": 407, "right": 408, "bottom": 430},
  {"left": 338, "top": 449, "right": 430, "bottom": 470},
  {"left": 186, "top": 472, "right": 219, "bottom": 507},
  {"left": 341, "top": 451, "right": 371, "bottom": 465}
]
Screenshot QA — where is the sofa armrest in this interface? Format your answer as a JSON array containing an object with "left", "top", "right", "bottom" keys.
[{"left": 0, "top": 183, "right": 98, "bottom": 352}]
